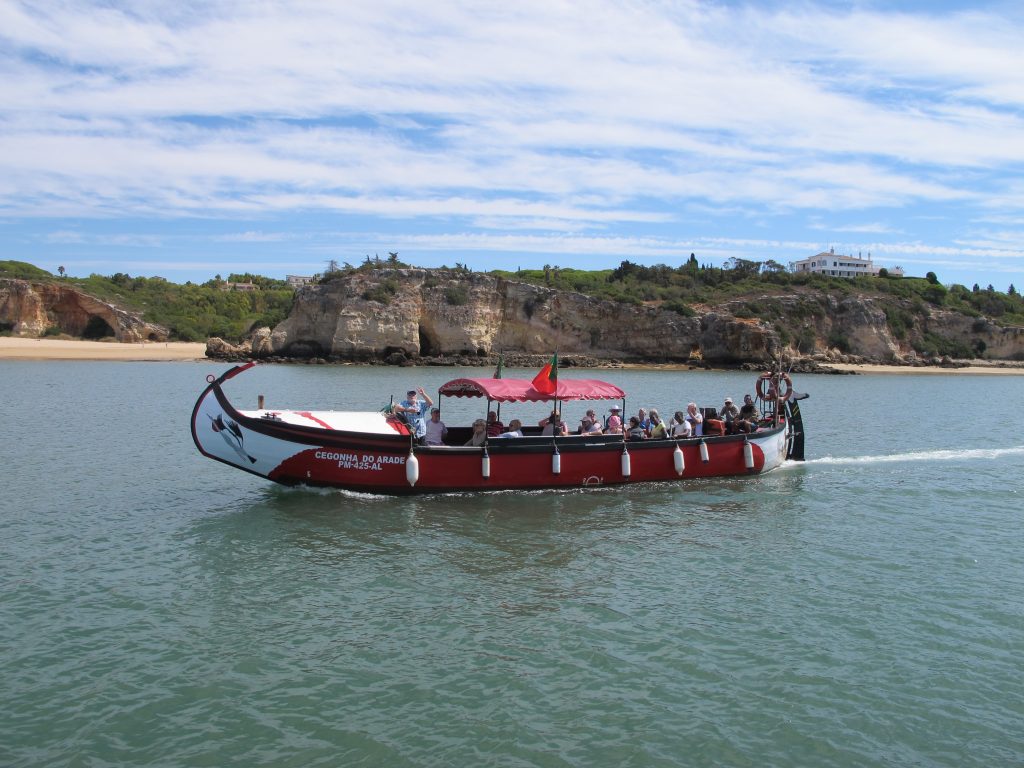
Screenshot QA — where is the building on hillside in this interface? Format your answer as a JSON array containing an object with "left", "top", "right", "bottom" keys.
[
  {"left": 221, "top": 281, "right": 258, "bottom": 292},
  {"left": 286, "top": 275, "right": 315, "bottom": 288},
  {"left": 790, "top": 248, "right": 904, "bottom": 278}
]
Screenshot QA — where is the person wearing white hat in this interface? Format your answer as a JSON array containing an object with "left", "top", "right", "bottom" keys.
[
  {"left": 720, "top": 396, "right": 740, "bottom": 433},
  {"left": 606, "top": 405, "right": 623, "bottom": 434}
]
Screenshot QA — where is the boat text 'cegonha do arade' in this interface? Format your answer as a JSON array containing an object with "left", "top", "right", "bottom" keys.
[{"left": 191, "top": 363, "right": 807, "bottom": 495}]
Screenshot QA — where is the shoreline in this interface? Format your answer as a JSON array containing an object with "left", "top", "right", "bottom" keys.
[
  {"left": 820, "top": 362, "right": 1024, "bottom": 375},
  {"left": 2, "top": 337, "right": 1023, "bottom": 374},
  {"left": 0, "top": 337, "right": 208, "bottom": 361}
]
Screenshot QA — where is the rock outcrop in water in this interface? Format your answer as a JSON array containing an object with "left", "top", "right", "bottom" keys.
[
  {"left": 0, "top": 278, "right": 168, "bottom": 342},
  {"left": 206, "top": 269, "right": 1024, "bottom": 365}
]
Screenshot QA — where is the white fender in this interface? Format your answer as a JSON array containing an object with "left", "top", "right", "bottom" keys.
[
  {"left": 673, "top": 443, "right": 685, "bottom": 476},
  {"left": 699, "top": 439, "right": 709, "bottom": 464},
  {"left": 406, "top": 450, "right": 419, "bottom": 486},
  {"left": 481, "top": 447, "right": 491, "bottom": 479},
  {"left": 621, "top": 446, "right": 631, "bottom": 477},
  {"left": 743, "top": 439, "right": 754, "bottom": 471},
  {"left": 552, "top": 447, "right": 561, "bottom": 475}
]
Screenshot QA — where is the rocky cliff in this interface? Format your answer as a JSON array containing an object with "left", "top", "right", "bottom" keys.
[
  {"left": 0, "top": 279, "right": 168, "bottom": 342},
  {"left": 225, "top": 269, "right": 1022, "bottom": 364},
  {"left": 718, "top": 292, "right": 1024, "bottom": 363},
  {"left": 253, "top": 270, "right": 773, "bottom": 364}
]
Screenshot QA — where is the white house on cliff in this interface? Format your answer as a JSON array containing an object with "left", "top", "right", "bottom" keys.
[{"left": 790, "top": 248, "right": 904, "bottom": 278}]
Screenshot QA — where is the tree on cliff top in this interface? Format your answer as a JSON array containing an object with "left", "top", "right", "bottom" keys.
[{"left": 725, "top": 257, "right": 762, "bottom": 278}]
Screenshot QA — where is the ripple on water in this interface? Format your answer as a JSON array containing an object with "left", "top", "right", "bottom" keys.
[{"left": 2, "top": 364, "right": 1024, "bottom": 766}]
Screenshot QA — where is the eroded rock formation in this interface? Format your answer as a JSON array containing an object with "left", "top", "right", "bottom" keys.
[
  {"left": 203, "top": 269, "right": 1024, "bottom": 365},
  {"left": 255, "top": 270, "right": 776, "bottom": 364},
  {"left": 0, "top": 279, "right": 168, "bottom": 342}
]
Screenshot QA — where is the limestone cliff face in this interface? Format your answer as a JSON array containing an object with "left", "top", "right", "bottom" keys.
[
  {"left": 719, "top": 292, "right": 1024, "bottom": 362},
  {"left": 0, "top": 279, "right": 167, "bottom": 342},
  {"left": 269, "top": 270, "right": 777, "bottom": 362},
  {"left": 924, "top": 312, "right": 1024, "bottom": 359},
  {"left": 264, "top": 270, "right": 1024, "bottom": 363}
]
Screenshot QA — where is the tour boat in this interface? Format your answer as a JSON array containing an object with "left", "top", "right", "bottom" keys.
[{"left": 191, "top": 362, "right": 807, "bottom": 494}]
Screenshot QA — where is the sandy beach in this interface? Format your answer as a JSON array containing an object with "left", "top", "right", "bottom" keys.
[
  {"left": 0, "top": 337, "right": 208, "bottom": 361},
  {"left": 821, "top": 362, "right": 1024, "bottom": 375},
  {"left": 3, "top": 337, "right": 1023, "bottom": 373}
]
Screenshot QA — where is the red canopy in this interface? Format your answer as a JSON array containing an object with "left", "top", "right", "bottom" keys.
[{"left": 438, "top": 377, "right": 625, "bottom": 403}]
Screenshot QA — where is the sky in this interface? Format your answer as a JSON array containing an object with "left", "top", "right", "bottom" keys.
[{"left": 2, "top": 0, "right": 1023, "bottom": 291}]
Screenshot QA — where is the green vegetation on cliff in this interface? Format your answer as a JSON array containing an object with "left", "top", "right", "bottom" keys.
[
  {"left": 1, "top": 262, "right": 294, "bottom": 342},
  {"left": 492, "top": 257, "right": 1024, "bottom": 332},
  {"left": 81, "top": 273, "right": 294, "bottom": 342},
  {"left": 5, "top": 257, "right": 1021, "bottom": 348},
  {"left": 0, "top": 261, "right": 53, "bottom": 280}
]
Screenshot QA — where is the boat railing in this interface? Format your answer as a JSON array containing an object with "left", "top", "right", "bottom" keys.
[{"left": 421, "top": 426, "right": 783, "bottom": 452}]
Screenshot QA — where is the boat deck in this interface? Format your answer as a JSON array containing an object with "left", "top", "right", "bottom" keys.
[{"left": 238, "top": 409, "right": 407, "bottom": 435}]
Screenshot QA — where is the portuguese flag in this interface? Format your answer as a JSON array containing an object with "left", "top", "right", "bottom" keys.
[
  {"left": 531, "top": 352, "right": 558, "bottom": 395},
  {"left": 493, "top": 352, "right": 504, "bottom": 379}
]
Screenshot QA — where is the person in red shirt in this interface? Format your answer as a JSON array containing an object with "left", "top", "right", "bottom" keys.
[{"left": 486, "top": 410, "right": 504, "bottom": 437}]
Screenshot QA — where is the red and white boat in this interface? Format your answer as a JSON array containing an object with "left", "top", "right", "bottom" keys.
[{"left": 191, "top": 362, "right": 807, "bottom": 494}]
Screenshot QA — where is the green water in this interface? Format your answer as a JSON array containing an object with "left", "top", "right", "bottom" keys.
[{"left": 2, "top": 362, "right": 1023, "bottom": 766}]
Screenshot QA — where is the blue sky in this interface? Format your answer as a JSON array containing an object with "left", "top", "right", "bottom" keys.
[{"left": 1, "top": 0, "right": 1023, "bottom": 291}]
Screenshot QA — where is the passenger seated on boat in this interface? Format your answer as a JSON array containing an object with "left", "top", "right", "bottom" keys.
[
  {"left": 495, "top": 419, "right": 523, "bottom": 438},
  {"left": 736, "top": 394, "right": 758, "bottom": 433},
  {"left": 539, "top": 412, "right": 569, "bottom": 436},
  {"left": 648, "top": 409, "right": 668, "bottom": 439},
  {"left": 636, "top": 407, "right": 652, "bottom": 435},
  {"left": 670, "top": 411, "right": 692, "bottom": 438},
  {"left": 606, "top": 405, "right": 623, "bottom": 434},
  {"left": 424, "top": 408, "right": 448, "bottom": 446},
  {"left": 578, "top": 412, "right": 603, "bottom": 435},
  {"left": 738, "top": 394, "right": 757, "bottom": 420},
  {"left": 465, "top": 419, "right": 487, "bottom": 446},
  {"left": 685, "top": 402, "right": 703, "bottom": 436},
  {"left": 626, "top": 416, "right": 647, "bottom": 440},
  {"left": 720, "top": 397, "right": 740, "bottom": 433},
  {"left": 486, "top": 410, "right": 504, "bottom": 437}
]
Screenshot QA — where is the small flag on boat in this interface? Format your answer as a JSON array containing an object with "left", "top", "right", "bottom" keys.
[
  {"left": 493, "top": 352, "right": 504, "bottom": 379},
  {"left": 531, "top": 352, "right": 558, "bottom": 395}
]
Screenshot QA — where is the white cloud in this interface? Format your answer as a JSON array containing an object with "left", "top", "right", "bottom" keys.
[
  {"left": 214, "top": 231, "right": 296, "bottom": 243},
  {"left": 43, "top": 230, "right": 163, "bottom": 247},
  {"left": 810, "top": 221, "right": 902, "bottom": 234},
  {"left": 1, "top": 0, "right": 1023, "bottom": 286}
]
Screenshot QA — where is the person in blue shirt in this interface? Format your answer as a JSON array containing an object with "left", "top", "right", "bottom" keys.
[{"left": 397, "top": 387, "right": 433, "bottom": 441}]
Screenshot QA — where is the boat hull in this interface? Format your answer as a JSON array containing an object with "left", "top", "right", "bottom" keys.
[{"left": 191, "top": 366, "right": 793, "bottom": 495}]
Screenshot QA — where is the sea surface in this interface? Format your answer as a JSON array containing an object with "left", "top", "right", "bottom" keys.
[{"left": 2, "top": 361, "right": 1023, "bottom": 767}]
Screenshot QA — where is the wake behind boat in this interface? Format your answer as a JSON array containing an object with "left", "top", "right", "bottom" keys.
[{"left": 191, "top": 363, "right": 807, "bottom": 494}]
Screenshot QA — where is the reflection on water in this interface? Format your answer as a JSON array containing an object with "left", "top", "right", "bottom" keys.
[{"left": 181, "top": 466, "right": 814, "bottom": 607}]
